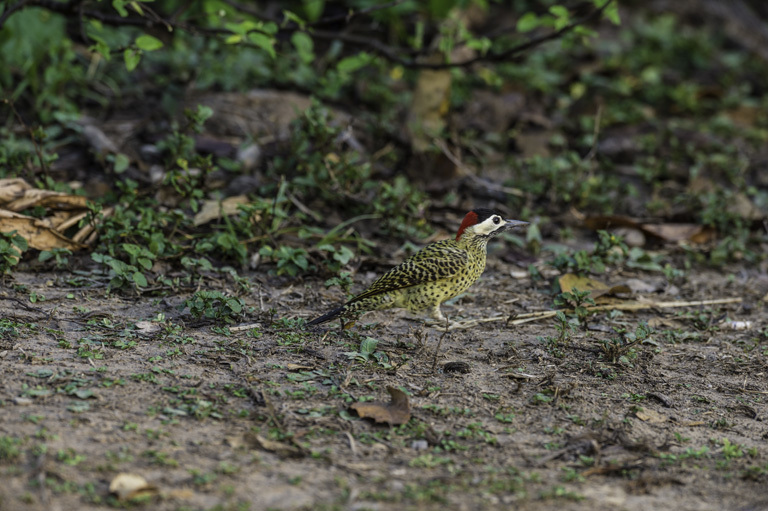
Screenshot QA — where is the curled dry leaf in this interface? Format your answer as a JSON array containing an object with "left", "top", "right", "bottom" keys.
[
  {"left": 558, "top": 273, "right": 631, "bottom": 300},
  {"left": 583, "top": 215, "right": 716, "bottom": 244},
  {"left": 193, "top": 195, "right": 250, "bottom": 226},
  {"left": 0, "top": 178, "right": 32, "bottom": 203},
  {"left": 350, "top": 386, "right": 411, "bottom": 425},
  {"left": 246, "top": 433, "right": 303, "bottom": 458},
  {"left": 0, "top": 211, "right": 86, "bottom": 251},
  {"left": 109, "top": 473, "right": 158, "bottom": 501},
  {"left": 0, "top": 178, "right": 92, "bottom": 252},
  {"left": 635, "top": 408, "right": 668, "bottom": 424}
]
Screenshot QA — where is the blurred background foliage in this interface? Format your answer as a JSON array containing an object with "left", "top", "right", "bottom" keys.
[{"left": 0, "top": 0, "right": 766, "bottom": 288}]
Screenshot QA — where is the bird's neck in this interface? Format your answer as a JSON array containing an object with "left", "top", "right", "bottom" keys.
[{"left": 457, "top": 235, "right": 490, "bottom": 253}]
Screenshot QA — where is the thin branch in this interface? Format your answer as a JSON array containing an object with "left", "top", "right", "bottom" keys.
[
  {"left": 4, "top": 0, "right": 614, "bottom": 71},
  {"left": 307, "top": 0, "right": 408, "bottom": 27}
]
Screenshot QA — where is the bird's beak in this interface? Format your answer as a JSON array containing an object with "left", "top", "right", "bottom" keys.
[{"left": 504, "top": 219, "right": 529, "bottom": 230}]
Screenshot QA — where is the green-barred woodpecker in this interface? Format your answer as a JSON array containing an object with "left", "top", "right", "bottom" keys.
[{"left": 307, "top": 209, "right": 528, "bottom": 328}]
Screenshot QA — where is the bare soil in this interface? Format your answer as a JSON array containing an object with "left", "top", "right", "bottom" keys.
[{"left": 1, "top": 250, "right": 767, "bottom": 511}]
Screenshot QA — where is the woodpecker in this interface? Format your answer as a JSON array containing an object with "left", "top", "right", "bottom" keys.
[{"left": 307, "top": 209, "right": 528, "bottom": 328}]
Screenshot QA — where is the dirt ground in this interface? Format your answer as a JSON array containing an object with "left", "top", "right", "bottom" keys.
[{"left": 1, "top": 247, "right": 767, "bottom": 511}]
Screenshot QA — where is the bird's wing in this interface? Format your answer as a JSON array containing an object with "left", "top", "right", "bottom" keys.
[{"left": 349, "top": 240, "right": 468, "bottom": 303}]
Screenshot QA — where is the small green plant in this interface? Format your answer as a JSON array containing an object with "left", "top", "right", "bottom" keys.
[
  {"left": 553, "top": 310, "right": 577, "bottom": 343},
  {"left": 91, "top": 253, "right": 148, "bottom": 290},
  {"left": 0, "top": 436, "right": 22, "bottom": 462},
  {"left": 599, "top": 323, "right": 653, "bottom": 365},
  {"left": 0, "top": 230, "right": 27, "bottom": 274},
  {"left": 182, "top": 291, "right": 250, "bottom": 324},
  {"left": 325, "top": 271, "right": 354, "bottom": 293},
  {"left": 258, "top": 245, "right": 310, "bottom": 276},
  {"left": 551, "top": 230, "right": 627, "bottom": 275},
  {"left": 38, "top": 247, "right": 72, "bottom": 269},
  {"left": 56, "top": 448, "right": 86, "bottom": 466},
  {"left": 554, "top": 288, "right": 595, "bottom": 329},
  {"left": 343, "top": 337, "right": 391, "bottom": 368}
]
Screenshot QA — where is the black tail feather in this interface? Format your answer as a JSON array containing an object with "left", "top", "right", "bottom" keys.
[{"left": 306, "top": 305, "right": 346, "bottom": 326}]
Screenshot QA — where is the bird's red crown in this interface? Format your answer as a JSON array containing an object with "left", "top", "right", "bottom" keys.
[{"left": 456, "top": 211, "right": 479, "bottom": 240}]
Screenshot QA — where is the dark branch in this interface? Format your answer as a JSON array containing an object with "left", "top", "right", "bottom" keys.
[
  {"left": 1, "top": 0, "right": 614, "bottom": 71},
  {"left": 318, "top": 0, "right": 616, "bottom": 69}
]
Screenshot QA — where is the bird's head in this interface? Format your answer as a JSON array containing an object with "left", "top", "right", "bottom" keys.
[{"left": 456, "top": 208, "right": 529, "bottom": 241}]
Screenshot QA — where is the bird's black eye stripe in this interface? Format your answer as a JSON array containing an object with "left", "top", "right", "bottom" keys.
[{"left": 493, "top": 216, "right": 500, "bottom": 224}]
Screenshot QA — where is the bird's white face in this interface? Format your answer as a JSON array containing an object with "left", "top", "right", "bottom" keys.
[{"left": 469, "top": 214, "right": 509, "bottom": 237}]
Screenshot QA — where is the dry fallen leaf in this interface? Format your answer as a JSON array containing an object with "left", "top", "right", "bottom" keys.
[
  {"left": 193, "top": 195, "right": 250, "bottom": 226},
  {"left": 0, "top": 178, "right": 92, "bottom": 252},
  {"left": 285, "top": 363, "right": 314, "bottom": 371},
  {"left": 0, "top": 178, "right": 32, "bottom": 203},
  {"left": 135, "top": 321, "right": 162, "bottom": 335},
  {"left": 640, "top": 223, "right": 716, "bottom": 244},
  {"left": 109, "top": 473, "right": 158, "bottom": 501},
  {"left": 350, "top": 386, "right": 411, "bottom": 425},
  {"left": 247, "top": 433, "right": 303, "bottom": 457},
  {"left": 583, "top": 215, "right": 717, "bottom": 244},
  {"left": 558, "top": 273, "right": 631, "bottom": 300},
  {"left": 0, "top": 211, "right": 86, "bottom": 251},
  {"left": 635, "top": 408, "right": 668, "bottom": 424}
]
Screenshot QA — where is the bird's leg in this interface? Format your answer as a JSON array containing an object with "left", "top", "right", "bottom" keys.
[
  {"left": 431, "top": 327, "right": 450, "bottom": 373},
  {"left": 425, "top": 304, "right": 463, "bottom": 331}
]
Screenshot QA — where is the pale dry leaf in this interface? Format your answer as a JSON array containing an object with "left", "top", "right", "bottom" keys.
[
  {"left": 135, "top": 321, "right": 162, "bottom": 335},
  {"left": 0, "top": 178, "right": 32, "bottom": 204},
  {"left": 193, "top": 195, "right": 250, "bottom": 226},
  {"left": 350, "top": 386, "right": 411, "bottom": 425},
  {"left": 109, "top": 473, "right": 158, "bottom": 501},
  {"left": 635, "top": 409, "right": 668, "bottom": 424},
  {"left": 247, "top": 433, "right": 303, "bottom": 457},
  {"left": 0, "top": 211, "right": 86, "bottom": 251}
]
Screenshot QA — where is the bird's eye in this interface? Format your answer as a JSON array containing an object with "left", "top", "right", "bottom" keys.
[{"left": 493, "top": 216, "right": 500, "bottom": 224}]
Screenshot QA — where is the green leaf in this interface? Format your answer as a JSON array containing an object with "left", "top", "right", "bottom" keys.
[
  {"left": 72, "top": 389, "right": 95, "bottom": 399},
  {"left": 549, "top": 5, "right": 570, "bottom": 19},
  {"left": 67, "top": 402, "right": 90, "bottom": 413},
  {"left": 135, "top": 34, "right": 163, "bottom": 51},
  {"left": 227, "top": 299, "right": 243, "bottom": 313},
  {"left": 360, "top": 337, "right": 378, "bottom": 356},
  {"left": 124, "top": 48, "right": 141, "bottom": 71},
  {"left": 517, "top": 12, "right": 540, "bottom": 33},
  {"left": 90, "top": 41, "right": 112, "bottom": 60},
  {"left": 196, "top": 105, "right": 214, "bottom": 122},
  {"left": 112, "top": 0, "right": 129, "bottom": 17},
  {"left": 337, "top": 53, "right": 370, "bottom": 74},
  {"left": 225, "top": 34, "right": 242, "bottom": 44},
  {"left": 428, "top": 0, "right": 458, "bottom": 18},
  {"left": 603, "top": 2, "right": 620, "bottom": 25},
  {"left": 291, "top": 32, "right": 314, "bottom": 64},
  {"left": 332, "top": 246, "right": 354, "bottom": 265},
  {"left": 261, "top": 21, "right": 278, "bottom": 35},
  {"left": 132, "top": 272, "right": 148, "bottom": 287},
  {"left": 129, "top": 0, "right": 144, "bottom": 16},
  {"left": 303, "top": 0, "right": 325, "bottom": 22},
  {"left": 283, "top": 10, "right": 306, "bottom": 28},
  {"left": 248, "top": 32, "right": 276, "bottom": 58},
  {"left": 114, "top": 153, "right": 130, "bottom": 173}
]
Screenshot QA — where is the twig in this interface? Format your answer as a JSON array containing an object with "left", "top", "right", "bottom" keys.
[
  {"left": 312, "top": 0, "right": 615, "bottom": 69},
  {"left": 446, "top": 297, "right": 745, "bottom": 330}
]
